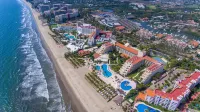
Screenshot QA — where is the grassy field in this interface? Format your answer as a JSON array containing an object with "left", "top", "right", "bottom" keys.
[{"left": 148, "top": 5, "right": 156, "bottom": 10}]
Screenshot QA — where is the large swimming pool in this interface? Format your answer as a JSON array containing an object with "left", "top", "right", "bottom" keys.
[
  {"left": 120, "top": 81, "right": 132, "bottom": 91},
  {"left": 64, "top": 33, "right": 75, "bottom": 40},
  {"left": 136, "top": 103, "right": 160, "bottom": 112},
  {"left": 101, "top": 64, "right": 112, "bottom": 77},
  {"left": 153, "top": 57, "right": 166, "bottom": 64}
]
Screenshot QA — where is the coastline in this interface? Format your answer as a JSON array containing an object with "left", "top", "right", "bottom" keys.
[
  {"left": 23, "top": 0, "right": 123, "bottom": 112},
  {"left": 22, "top": 1, "right": 86, "bottom": 111}
]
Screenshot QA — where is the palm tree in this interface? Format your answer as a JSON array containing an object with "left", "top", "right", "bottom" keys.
[{"left": 71, "top": 30, "right": 78, "bottom": 39}]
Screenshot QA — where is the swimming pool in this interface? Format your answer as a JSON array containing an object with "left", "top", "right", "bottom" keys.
[
  {"left": 64, "top": 33, "right": 75, "bottom": 40},
  {"left": 153, "top": 57, "right": 166, "bottom": 64},
  {"left": 136, "top": 103, "right": 160, "bottom": 112},
  {"left": 120, "top": 81, "right": 132, "bottom": 91},
  {"left": 101, "top": 64, "right": 112, "bottom": 77},
  {"left": 95, "top": 65, "right": 100, "bottom": 71}
]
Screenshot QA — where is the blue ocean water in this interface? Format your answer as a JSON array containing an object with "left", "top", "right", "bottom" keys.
[{"left": 0, "top": 0, "right": 66, "bottom": 111}]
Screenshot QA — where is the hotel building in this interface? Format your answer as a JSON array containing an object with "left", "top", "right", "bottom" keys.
[
  {"left": 96, "top": 42, "right": 163, "bottom": 83},
  {"left": 141, "top": 64, "right": 164, "bottom": 84},
  {"left": 136, "top": 71, "right": 200, "bottom": 111},
  {"left": 77, "top": 23, "right": 97, "bottom": 35},
  {"left": 96, "top": 42, "right": 114, "bottom": 54},
  {"left": 55, "top": 9, "right": 79, "bottom": 23}
]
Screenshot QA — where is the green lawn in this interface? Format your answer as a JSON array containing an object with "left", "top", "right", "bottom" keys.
[
  {"left": 128, "top": 65, "right": 146, "bottom": 81},
  {"left": 51, "top": 24, "right": 58, "bottom": 29},
  {"left": 148, "top": 5, "right": 156, "bottom": 10}
]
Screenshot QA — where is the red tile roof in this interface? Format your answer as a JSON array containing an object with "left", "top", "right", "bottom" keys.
[
  {"left": 156, "top": 71, "right": 200, "bottom": 100},
  {"left": 147, "top": 64, "right": 162, "bottom": 72},
  {"left": 190, "top": 40, "right": 199, "bottom": 48},
  {"left": 143, "top": 56, "right": 158, "bottom": 64},
  {"left": 138, "top": 72, "right": 200, "bottom": 101},
  {"left": 78, "top": 50, "right": 90, "bottom": 57},
  {"left": 93, "top": 53, "right": 100, "bottom": 59},
  {"left": 165, "top": 35, "right": 173, "bottom": 40},
  {"left": 115, "top": 42, "right": 138, "bottom": 55},
  {"left": 115, "top": 26, "right": 125, "bottom": 31}
]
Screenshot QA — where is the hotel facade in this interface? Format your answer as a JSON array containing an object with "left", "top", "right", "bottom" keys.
[{"left": 136, "top": 71, "right": 200, "bottom": 111}]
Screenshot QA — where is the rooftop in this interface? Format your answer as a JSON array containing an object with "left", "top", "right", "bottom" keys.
[
  {"left": 138, "top": 71, "right": 200, "bottom": 101},
  {"left": 147, "top": 64, "right": 162, "bottom": 72},
  {"left": 189, "top": 40, "right": 199, "bottom": 48},
  {"left": 93, "top": 53, "right": 101, "bottom": 59},
  {"left": 115, "top": 42, "right": 138, "bottom": 55}
]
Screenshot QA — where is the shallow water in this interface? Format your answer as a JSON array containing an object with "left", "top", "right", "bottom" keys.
[{"left": 0, "top": 0, "right": 66, "bottom": 111}]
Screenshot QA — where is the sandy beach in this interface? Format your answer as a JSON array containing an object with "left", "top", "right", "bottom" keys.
[{"left": 23, "top": 1, "right": 123, "bottom": 112}]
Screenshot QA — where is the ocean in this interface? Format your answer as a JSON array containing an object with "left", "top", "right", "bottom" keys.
[{"left": 0, "top": 0, "right": 66, "bottom": 111}]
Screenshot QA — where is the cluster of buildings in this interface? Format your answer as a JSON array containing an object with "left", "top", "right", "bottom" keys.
[
  {"left": 164, "top": 35, "right": 188, "bottom": 52},
  {"left": 91, "top": 11, "right": 120, "bottom": 28},
  {"left": 55, "top": 22, "right": 113, "bottom": 52},
  {"left": 136, "top": 29, "right": 153, "bottom": 40},
  {"left": 129, "top": 3, "right": 145, "bottom": 10},
  {"left": 91, "top": 11, "right": 140, "bottom": 32},
  {"left": 38, "top": 3, "right": 78, "bottom": 23},
  {"left": 136, "top": 71, "right": 200, "bottom": 111},
  {"left": 95, "top": 41, "right": 164, "bottom": 84},
  {"left": 76, "top": 23, "right": 113, "bottom": 46}
]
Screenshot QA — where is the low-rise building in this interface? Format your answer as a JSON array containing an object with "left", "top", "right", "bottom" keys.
[
  {"left": 189, "top": 40, "right": 199, "bottom": 49},
  {"left": 136, "top": 29, "right": 153, "bottom": 40},
  {"left": 136, "top": 71, "right": 200, "bottom": 111},
  {"left": 165, "top": 36, "right": 188, "bottom": 52}
]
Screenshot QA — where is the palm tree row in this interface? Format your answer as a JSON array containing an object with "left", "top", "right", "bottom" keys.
[
  {"left": 85, "top": 72, "right": 117, "bottom": 101},
  {"left": 64, "top": 52, "right": 85, "bottom": 68}
]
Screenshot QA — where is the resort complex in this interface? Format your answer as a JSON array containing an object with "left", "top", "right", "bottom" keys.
[{"left": 26, "top": 0, "right": 200, "bottom": 112}]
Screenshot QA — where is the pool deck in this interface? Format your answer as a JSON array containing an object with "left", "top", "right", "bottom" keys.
[
  {"left": 96, "top": 64, "right": 137, "bottom": 94},
  {"left": 120, "top": 79, "right": 136, "bottom": 93},
  {"left": 134, "top": 102, "right": 162, "bottom": 112}
]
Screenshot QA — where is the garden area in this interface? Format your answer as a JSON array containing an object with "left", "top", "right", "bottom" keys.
[
  {"left": 85, "top": 72, "right": 117, "bottom": 102},
  {"left": 109, "top": 51, "right": 128, "bottom": 73},
  {"left": 124, "top": 89, "right": 138, "bottom": 102},
  {"left": 165, "top": 58, "right": 199, "bottom": 71},
  {"left": 188, "top": 84, "right": 200, "bottom": 111},
  {"left": 64, "top": 52, "right": 85, "bottom": 68},
  {"left": 128, "top": 65, "right": 146, "bottom": 82}
]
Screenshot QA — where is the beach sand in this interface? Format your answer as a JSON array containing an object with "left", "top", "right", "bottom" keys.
[{"left": 23, "top": 1, "right": 123, "bottom": 112}]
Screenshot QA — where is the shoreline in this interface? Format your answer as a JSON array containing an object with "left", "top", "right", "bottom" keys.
[
  {"left": 23, "top": 0, "right": 123, "bottom": 112},
  {"left": 22, "top": 1, "right": 86, "bottom": 112}
]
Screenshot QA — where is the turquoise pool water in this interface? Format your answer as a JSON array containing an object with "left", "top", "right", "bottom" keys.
[
  {"left": 120, "top": 81, "right": 132, "bottom": 91},
  {"left": 136, "top": 104, "right": 160, "bottom": 112},
  {"left": 153, "top": 57, "right": 165, "bottom": 64},
  {"left": 64, "top": 33, "right": 75, "bottom": 40},
  {"left": 101, "top": 64, "right": 112, "bottom": 77},
  {"left": 95, "top": 65, "right": 100, "bottom": 71}
]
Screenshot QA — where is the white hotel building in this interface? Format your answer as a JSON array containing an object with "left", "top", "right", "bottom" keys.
[
  {"left": 137, "top": 71, "right": 200, "bottom": 111},
  {"left": 77, "top": 23, "right": 97, "bottom": 35}
]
